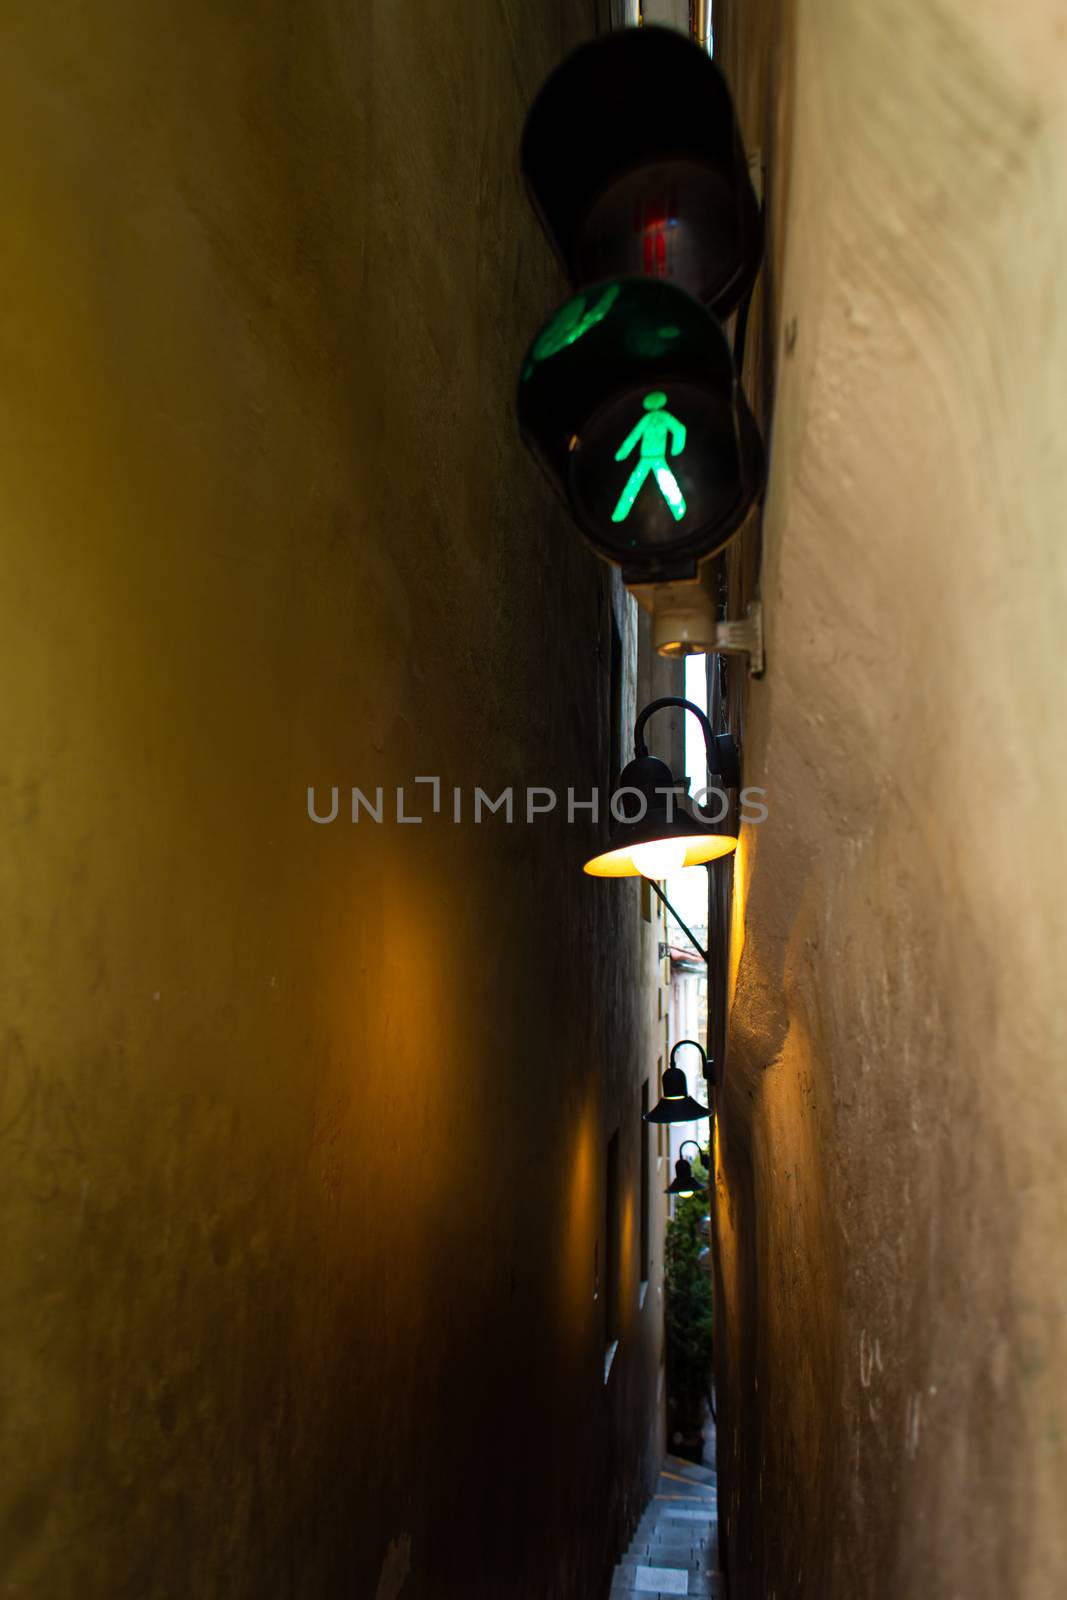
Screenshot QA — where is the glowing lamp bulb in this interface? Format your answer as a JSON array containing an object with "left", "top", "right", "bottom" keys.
[{"left": 630, "top": 839, "right": 689, "bottom": 879}]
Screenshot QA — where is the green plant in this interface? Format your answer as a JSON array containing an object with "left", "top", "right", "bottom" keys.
[{"left": 664, "top": 1172, "right": 713, "bottom": 1448}]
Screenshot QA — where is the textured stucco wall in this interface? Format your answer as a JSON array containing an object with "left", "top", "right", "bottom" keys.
[
  {"left": 713, "top": 1, "right": 1067, "bottom": 1596},
  {"left": 0, "top": 4, "right": 671, "bottom": 1595}
]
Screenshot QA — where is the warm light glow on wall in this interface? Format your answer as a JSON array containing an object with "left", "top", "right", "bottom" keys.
[
  {"left": 727, "top": 827, "right": 750, "bottom": 1011},
  {"left": 621, "top": 1190, "right": 635, "bottom": 1306},
  {"left": 559, "top": 1099, "right": 597, "bottom": 1320},
  {"left": 711, "top": 1112, "right": 741, "bottom": 1351},
  {"left": 325, "top": 843, "right": 469, "bottom": 1222}
]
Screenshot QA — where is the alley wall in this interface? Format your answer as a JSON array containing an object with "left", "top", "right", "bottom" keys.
[
  {"left": 0, "top": 3, "right": 671, "bottom": 1595},
  {"left": 712, "top": 1, "right": 1067, "bottom": 1596}
]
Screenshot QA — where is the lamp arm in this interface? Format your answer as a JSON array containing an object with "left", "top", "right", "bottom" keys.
[
  {"left": 678, "top": 1139, "right": 703, "bottom": 1163},
  {"left": 647, "top": 879, "right": 708, "bottom": 963},
  {"left": 633, "top": 696, "right": 740, "bottom": 789},
  {"left": 669, "top": 1038, "right": 709, "bottom": 1074},
  {"left": 634, "top": 695, "right": 712, "bottom": 763}
]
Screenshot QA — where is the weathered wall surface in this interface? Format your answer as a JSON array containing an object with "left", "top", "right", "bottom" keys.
[
  {"left": 0, "top": 4, "right": 670, "bottom": 1595},
  {"left": 713, "top": 1, "right": 1067, "bottom": 1596}
]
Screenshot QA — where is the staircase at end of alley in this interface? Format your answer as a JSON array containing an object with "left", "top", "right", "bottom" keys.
[{"left": 609, "top": 1454, "right": 718, "bottom": 1599}]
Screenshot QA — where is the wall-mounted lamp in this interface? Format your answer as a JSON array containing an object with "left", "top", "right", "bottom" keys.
[
  {"left": 583, "top": 696, "right": 739, "bottom": 880},
  {"left": 665, "top": 1140, "right": 709, "bottom": 1197},
  {"left": 644, "top": 1041, "right": 711, "bottom": 1123}
]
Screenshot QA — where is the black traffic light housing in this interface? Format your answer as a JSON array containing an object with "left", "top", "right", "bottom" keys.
[
  {"left": 516, "top": 24, "right": 766, "bottom": 648},
  {"left": 516, "top": 277, "right": 762, "bottom": 579},
  {"left": 521, "top": 26, "right": 762, "bottom": 316}
]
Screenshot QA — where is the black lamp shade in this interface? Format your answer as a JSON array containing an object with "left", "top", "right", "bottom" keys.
[
  {"left": 665, "top": 1157, "right": 707, "bottom": 1197},
  {"left": 644, "top": 1063, "right": 709, "bottom": 1124}
]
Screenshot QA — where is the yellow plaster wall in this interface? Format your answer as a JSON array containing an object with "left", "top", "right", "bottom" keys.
[
  {"left": 714, "top": 0, "right": 1067, "bottom": 1594},
  {"left": 0, "top": 4, "right": 669, "bottom": 1595}
]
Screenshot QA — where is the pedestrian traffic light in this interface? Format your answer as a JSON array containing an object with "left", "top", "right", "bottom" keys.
[
  {"left": 517, "top": 276, "right": 762, "bottom": 578},
  {"left": 520, "top": 26, "right": 761, "bottom": 317},
  {"left": 516, "top": 24, "right": 766, "bottom": 639}
]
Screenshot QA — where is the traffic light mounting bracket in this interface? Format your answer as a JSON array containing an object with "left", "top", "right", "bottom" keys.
[{"left": 713, "top": 602, "right": 764, "bottom": 678}]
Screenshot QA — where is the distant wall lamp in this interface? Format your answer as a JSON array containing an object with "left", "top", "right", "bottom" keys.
[
  {"left": 644, "top": 1040, "right": 710, "bottom": 1123},
  {"left": 665, "top": 1141, "right": 709, "bottom": 1197}
]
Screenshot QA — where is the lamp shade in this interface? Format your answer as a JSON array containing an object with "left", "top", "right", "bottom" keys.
[
  {"left": 644, "top": 1063, "right": 709, "bottom": 1124},
  {"left": 666, "top": 1156, "right": 706, "bottom": 1197},
  {"left": 584, "top": 752, "right": 736, "bottom": 878}
]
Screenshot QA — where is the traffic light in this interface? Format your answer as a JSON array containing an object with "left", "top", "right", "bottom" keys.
[{"left": 516, "top": 25, "right": 766, "bottom": 660}]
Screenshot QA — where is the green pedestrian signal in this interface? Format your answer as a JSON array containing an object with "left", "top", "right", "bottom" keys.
[
  {"left": 611, "top": 392, "right": 688, "bottom": 525},
  {"left": 516, "top": 277, "right": 763, "bottom": 576}
]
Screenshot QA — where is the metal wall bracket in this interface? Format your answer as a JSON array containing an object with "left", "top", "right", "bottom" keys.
[{"left": 713, "top": 602, "right": 764, "bottom": 678}]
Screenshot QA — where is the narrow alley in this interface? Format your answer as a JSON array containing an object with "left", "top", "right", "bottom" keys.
[{"left": 1, "top": 0, "right": 1065, "bottom": 1598}]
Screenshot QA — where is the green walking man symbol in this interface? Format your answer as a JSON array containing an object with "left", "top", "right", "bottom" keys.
[{"left": 611, "top": 391, "right": 688, "bottom": 524}]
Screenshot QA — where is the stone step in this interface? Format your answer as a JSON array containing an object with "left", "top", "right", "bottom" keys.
[
  {"left": 610, "top": 1567, "right": 717, "bottom": 1597},
  {"left": 620, "top": 1540, "right": 716, "bottom": 1557},
  {"left": 627, "top": 1541, "right": 715, "bottom": 1557},
  {"left": 663, "top": 1457, "right": 715, "bottom": 1484},
  {"left": 617, "top": 1560, "right": 717, "bottom": 1580},
  {"left": 607, "top": 1568, "right": 716, "bottom": 1593},
  {"left": 630, "top": 1530, "right": 716, "bottom": 1542},
  {"left": 634, "top": 1510, "right": 716, "bottom": 1527},
  {"left": 635, "top": 1515, "right": 715, "bottom": 1532}
]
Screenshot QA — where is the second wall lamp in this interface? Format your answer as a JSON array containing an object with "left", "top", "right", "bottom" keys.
[{"left": 644, "top": 1040, "right": 711, "bottom": 1123}]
